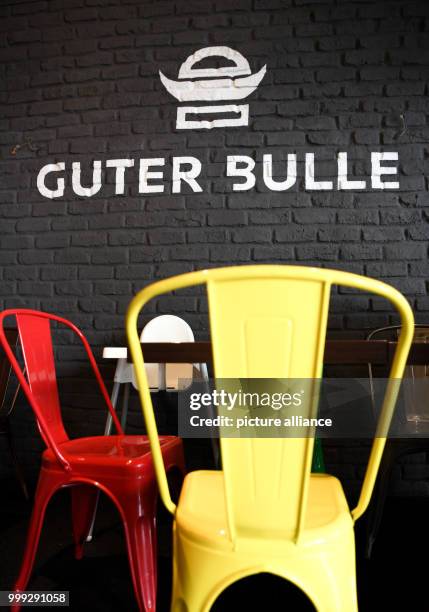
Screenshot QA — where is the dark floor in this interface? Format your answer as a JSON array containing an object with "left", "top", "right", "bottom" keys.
[{"left": 1, "top": 476, "right": 428, "bottom": 611}]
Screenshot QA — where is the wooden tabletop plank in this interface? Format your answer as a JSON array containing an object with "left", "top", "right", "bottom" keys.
[
  {"left": 118, "top": 339, "right": 429, "bottom": 366},
  {"left": 388, "top": 342, "right": 429, "bottom": 366},
  {"left": 139, "top": 339, "right": 393, "bottom": 365},
  {"left": 324, "top": 340, "right": 389, "bottom": 364},
  {"left": 141, "top": 342, "right": 212, "bottom": 364}
]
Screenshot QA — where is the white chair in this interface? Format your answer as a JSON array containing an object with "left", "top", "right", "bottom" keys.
[
  {"left": 141, "top": 314, "right": 208, "bottom": 392},
  {"left": 102, "top": 315, "right": 209, "bottom": 436}
]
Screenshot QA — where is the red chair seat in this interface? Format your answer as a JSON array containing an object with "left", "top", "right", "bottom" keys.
[{"left": 43, "top": 435, "right": 179, "bottom": 471}]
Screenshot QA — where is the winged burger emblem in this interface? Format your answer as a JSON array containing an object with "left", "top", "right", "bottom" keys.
[{"left": 159, "top": 46, "right": 267, "bottom": 129}]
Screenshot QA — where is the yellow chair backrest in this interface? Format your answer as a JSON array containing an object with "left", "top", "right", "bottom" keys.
[
  {"left": 126, "top": 265, "right": 414, "bottom": 543},
  {"left": 207, "top": 271, "right": 330, "bottom": 542}
]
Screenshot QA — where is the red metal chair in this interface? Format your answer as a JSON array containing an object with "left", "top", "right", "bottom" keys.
[{"left": 0, "top": 309, "right": 186, "bottom": 612}]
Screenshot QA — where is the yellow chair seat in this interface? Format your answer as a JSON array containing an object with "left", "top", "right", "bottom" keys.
[{"left": 176, "top": 470, "right": 351, "bottom": 550}]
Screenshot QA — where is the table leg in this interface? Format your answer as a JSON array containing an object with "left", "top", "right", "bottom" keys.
[
  {"left": 159, "top": 363, "right": 167, "bottom": 391},
  {"left": 86, "top": 381, "right": 121, "bottom": 542},
  {"left": 104, "top": 381, "right": 121, "bottom": 436},
  {"left": 120, "top": 383, "right": 130, "bottom": 432}
]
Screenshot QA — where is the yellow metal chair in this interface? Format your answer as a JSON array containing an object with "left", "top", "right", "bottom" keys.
[{"left": 126, "top": 265, "right": 414, "bottom": 612}]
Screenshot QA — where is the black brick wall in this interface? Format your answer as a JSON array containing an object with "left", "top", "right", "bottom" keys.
[{"left": 1, "top": 0, "right": 429, "bottom": 497}]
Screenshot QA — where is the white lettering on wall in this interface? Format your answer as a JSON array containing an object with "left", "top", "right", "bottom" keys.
[
  {"left": 106, "top": 159, "right": 134, "bottom": 195},
  {"left": 337, "top": 152, "right": 366, "bottom": 190},
  {"left": 172, "top": 156, "right": 202, "bottom": 193},
  {"left": 371, "top": 152, "right": 400, "bottom": 189},
  {"left": 72, "top": 161, "right": 102, "bottom": 197},
  {"left": 139, "top": 158, "right": 165, "bottom": 193},
  {"left": 305, "top": 153, "right": 333, "bottom": 191},
  {"left": 35, "top": 152, "right": 401, "bottom": 198},
  {"left": 263, "top": 154, "right": 297, "bottom": 191},
  {"left": 227, "top": 155, "right": 256, "bottom": 191},
  {"left": 36, "top": 163, "right": 65, "bottom": 199}
]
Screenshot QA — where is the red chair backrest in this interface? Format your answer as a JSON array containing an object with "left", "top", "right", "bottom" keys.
[
  {"left": 0, "top": 309, "right": 122, "bottom": 469},
  {"left": 16, "top": 313, "right": 68, "bottom": 446}
]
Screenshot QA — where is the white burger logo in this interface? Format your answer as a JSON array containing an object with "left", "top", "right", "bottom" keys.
[
  {"left": 159, "top": 46, "right": 267, "bottom": 129},
  {"left": 35, "top": 46, "right": 401, "bottom": 198}
]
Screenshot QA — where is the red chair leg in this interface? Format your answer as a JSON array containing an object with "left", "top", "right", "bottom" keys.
[
  {"left": 70, "top": 484, "right": 98, "bottom": 560},
  {"left": 12, "top": 471, "right": 58, "bottom": 612},
  {"left": 116, "top": 486, "right": 158, "bottom": 612}
]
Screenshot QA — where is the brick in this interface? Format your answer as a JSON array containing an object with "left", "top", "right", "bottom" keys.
[
  {"left": 9, "top": 29, "right": 41, "bottom": 43},
  {"left": 41, "top": 267, "right": 77, "bottom": 281},
  {"left": 94, "top": 281, "right": 131, "bottom": 295},
  {"left": 147, "top": 230, "right": 186, "bottom": 245},
  {"left": 386, "top": 83, "right": 425, "bottom": 96},
  {"left": 307, "top": 131, "right": 351, "bottom": 145},
  {"left": 135, "top": 33, "right": 171, "bottom": 46},
  {"left": 16, "top": 218, "right": 50, "bottom": 232},
  {"left": 252, "top": 118, "right": 293, "bottom": 131},
  {"left": 0, "top": 236, "right": 33, "bottom": 249},
  {"left": 76, "top": 22, "right": 116, "bottom": 38},
  {"left": 408, "top": 226, "right": 429, "bottom": 240},
  {"left": 293, "top": 210, "right": 336, "bottom": 224},
  {"left": 318, "top": 227, "right": 361, "bottom": 242},
  {"left": 43, "top": 26, "right": 75, "bottom": 41},
  {"left": 214, "top": 0, "right": 252, "bottom": 11},
  {"left": 69, "top": 138, "right": 107, "bottom": 153},
  {"left": 18, "top": 281, "right": 52, "bottom": 296},
  {"left": 28, "top": 100, "right": 62, "bottom": 115},
  {"left": 72, "top": 232, "right": 107, "bottom": 247},
  {"left": 363, "top": 227, "right": 405, "bottom": 241},
  {"left": 231, "top": 228, "right": 272, "bottom": 243},
  {"left": 275, "top": 227, "right": 317, "bottom": 242},
  {"left": 64, "top": 68, "right": 101, "bottom": 84},
  {"left": 91, "top": 249, "right": 127, "bottom": 264},
  {"left": 186, "top": 229, "right": 227, "bottom": 244},
  {"left": 317, "top": 67, "right": 356, "bottom": 82},
  {"left": 4, "top": 266, "right": 38, "bottom": 281},
  {"left": 78, "top": 83, "right": 114, "bottom": 97},
  {"left": 210, "top": 245, "right": 251, "bottom": 261},
  {"left": 54, "top": 250, "right": 90, "bottom": 265},
  {"left": 340, "top": 245, "right": 382, "bottom": 260},
  {"left": 58, "top": 125, "right": 92, "bottom": 139},
  {"left": 380, "top": 210, "right": 421, "bottom": 224},
  {"left": 76, "top": 52, "right": 114, "bottom": 67},
  {"left": 296, "top": 245, "right": 339, "bottom": 260},
  {"left": 367, "top": 263, "right": 407, "bottom": 278},
  {"left": 296, "top": 23, "right": 333, "bottom": 37},
  {"left": 79, "top": 266, "right": 113, "bottom": 280},
  {"left": 107, "top": 230, "right": 146, "bottom": 246},
  {"left": 35, "top": 234, "right": 70, "bottom": 249},
  {"left": 384, "top": 243, "right": 425, "bottom": 260},
  {"left": 65, "top": 8, "right": 97, "bottom": 21},
  {"left": 318, "top": 35, "right": 355, "bottom": 50},
  {"left": 55, "top": 281, "right": 92, "bottom": 296},
  {"left": 296, "top": 116, "right": 336, "bottom": 130},
  {"left": 273, "top": 68, "right": 314, "bottom": 84},
  {"left": 78, "top": 298, "right": 115, "bottom": 314},
  {"left": 207, "top": 211, "right": 247, "bottom": 226}
]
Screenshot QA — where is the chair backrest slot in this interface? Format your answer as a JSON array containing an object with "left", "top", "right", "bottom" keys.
[{"left": 16, "top": 314, "right": 68, "bottom": 446}]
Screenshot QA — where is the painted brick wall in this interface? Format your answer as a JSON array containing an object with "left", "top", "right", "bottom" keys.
[{"left": 1, "top": 0, "right": 429, "bottom": 496}]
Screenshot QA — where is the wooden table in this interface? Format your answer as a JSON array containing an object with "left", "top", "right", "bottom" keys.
[{"left": 136, "top": 340, "right": 429, "bottom": 366}]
